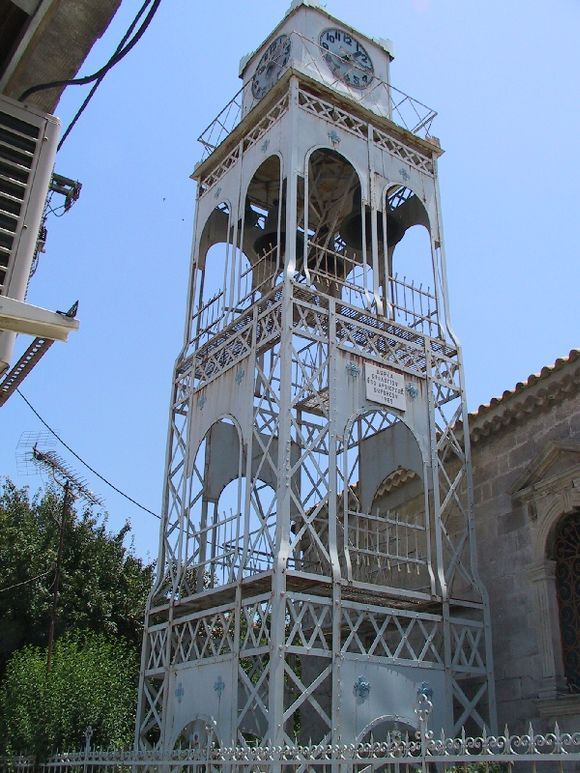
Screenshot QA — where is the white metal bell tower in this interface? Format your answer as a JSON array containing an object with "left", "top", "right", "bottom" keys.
[{"left": 136, "top": 0, "right": 496, "bottom": 752}]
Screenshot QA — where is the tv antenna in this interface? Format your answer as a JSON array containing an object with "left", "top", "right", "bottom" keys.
[{"left": 18, "top": 436, "right": 103, "bottom": 670}]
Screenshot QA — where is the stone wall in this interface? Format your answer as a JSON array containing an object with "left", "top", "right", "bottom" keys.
[{"left": 470, "top": 364, "right": 580, "bottom": 731}]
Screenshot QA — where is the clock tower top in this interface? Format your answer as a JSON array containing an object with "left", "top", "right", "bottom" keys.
[{"left": 239, "top": 1, "right": 395, "bottom": 119}]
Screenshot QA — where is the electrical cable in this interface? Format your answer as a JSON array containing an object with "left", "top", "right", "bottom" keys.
[
  {"left": 18, "top": 0, "right": 162, "bottom": 103},
  {"left": 57, "top": 0, "right": 154, "bottom": 151},
  {"left": 17, "top": 389, "right": 161, "bottom": 520},
  {"left": 0, "top": 565, "right": 55, "bottom": 594},
  {"left": 10, "top": 4, "right": 164, "bottom": 522}
]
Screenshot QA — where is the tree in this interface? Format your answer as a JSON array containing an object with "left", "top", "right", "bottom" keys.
[
  {"left": 0, "top": 479, "right": 153, "bottom": 671},
  {"left": 0, "top": 631, "right": 138, "bottom": 756}
]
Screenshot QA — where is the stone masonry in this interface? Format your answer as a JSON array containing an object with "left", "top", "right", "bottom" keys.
[{"left": 469, "top": 350, "right": 580, "bottom": 731}]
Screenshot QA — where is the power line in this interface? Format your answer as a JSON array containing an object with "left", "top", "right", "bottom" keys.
[
  {"left": 57, "top": 0, "right": 156, "bottom": 151},
  {"left": 11, "top": 2, "right": 165, "bottom": 522},
  {"left": 17, "top": 389, "right": 161, "bottom": 520},
  {"left": 18, "top": 0, "right": 162, "bottom": 102},
  {"left": 0, "top": 565, "right": 54, "bottom": 594}
]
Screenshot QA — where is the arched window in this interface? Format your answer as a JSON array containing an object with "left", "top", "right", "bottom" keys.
[
  {"left": 554, "top": 510, "right": 580, "bottom": 691},
  {"left": 515, "top": 446, "right": 580, "bottom": 701},
  {"left": 338, "top": 409, "right": 432, "bottom": 593}
]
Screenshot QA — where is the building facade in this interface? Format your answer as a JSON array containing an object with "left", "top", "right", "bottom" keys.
[{"left": 470, "top": 350, "right": 580, "bottom": 731}]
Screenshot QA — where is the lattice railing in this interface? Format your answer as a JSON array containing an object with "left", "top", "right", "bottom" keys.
[
  {"left": 171, "top": 606, "right": 235, "bottom": 664},
  {"left": 334, "top": 300, "right": 429, "bottom": 375}
]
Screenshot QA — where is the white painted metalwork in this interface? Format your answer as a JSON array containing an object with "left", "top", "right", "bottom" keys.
[
  {"left": 136, "top": 2, "right": 495, "bottom": 756},
  {"left": 6, "top": 718, "right": 580, "bottom": 771}
]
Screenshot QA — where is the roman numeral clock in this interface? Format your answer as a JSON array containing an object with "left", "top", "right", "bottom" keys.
[{"left": 136, "top": 0, "right": 496, "bottom": 752}]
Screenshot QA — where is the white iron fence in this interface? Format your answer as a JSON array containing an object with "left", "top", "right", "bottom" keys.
[{"left": 3, "top": 694, "right": 580, "bottom": 772}]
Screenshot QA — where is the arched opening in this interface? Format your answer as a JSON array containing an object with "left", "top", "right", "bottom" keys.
[
  {"left": 300, "top": 148, "right": 376, "bottom": 309},
  {"left": 241, "top": 155, "right": 285, "bottom": 292},
  {"left": 173, "top": 716, "right": 219, "bottom": 752},
  {"left": 357, "top": 715, "right": 416, "bottom": 743},
  {"left": 183, "top": 414, "right": 281, "bottom": 592},
  {"left": 354, "top": 715, "right": 418, "bottom": 772},
  {"left": 553, "top": 509, "right": 580, "bottom": 691},
  {"left": 194, "top": 202, "right": 234, "bottom": 343},
  {"left": 390, "top": 224, "right": 433, "bottom": 290},
  {"left": 183, "top": 417, "right": 244, "bottom": 594},
  {"left": 339, "top": 409, "right": 431, "bottom": 592},
  {"left": 383, "top": 185, "right": 438, "bottom": 336},
  {"left": 243, "top": 478, "right": 277, "bottom": 577}
]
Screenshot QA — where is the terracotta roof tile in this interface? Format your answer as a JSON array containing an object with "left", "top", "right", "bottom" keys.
[
  {"left": 470, "top": 349, "right": 580, "bottom": 421},
  {"left": 463, "top": 349, "right": 580, "bottom": 444}
]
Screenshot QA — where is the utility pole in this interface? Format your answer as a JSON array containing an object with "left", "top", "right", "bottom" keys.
[
  {"left": 46, "top": 479, "right": 71, "bottom": 673},
  {"left": 30, "top": 445, "right": 102, "bottom": 673}
]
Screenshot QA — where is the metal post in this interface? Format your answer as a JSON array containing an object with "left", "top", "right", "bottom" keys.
[
  {"left": 415, "top": 682, "right": 433, "bottom": 773},
  {"left": 82, "top": 725, "right": 93, "bottom": 773}
]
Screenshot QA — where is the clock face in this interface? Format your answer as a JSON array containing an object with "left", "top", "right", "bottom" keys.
[
  {"left": 319, "top": 28, "right": 374, "bottom": 90},
  {"left": 252, "top": 34, "right": 292, "bottom": 100}
]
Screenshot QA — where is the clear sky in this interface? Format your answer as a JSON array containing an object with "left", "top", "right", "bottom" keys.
[{"left": 1, "top": 0, "right": 578, "bottom": 561}]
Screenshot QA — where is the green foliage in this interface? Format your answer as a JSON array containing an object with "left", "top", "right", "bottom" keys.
[
  {"left": 0, "top": 479, "right": 153, "bottom": 669},
  {"left": 0, "top": 631, "right": 138, "bottom": 756}
]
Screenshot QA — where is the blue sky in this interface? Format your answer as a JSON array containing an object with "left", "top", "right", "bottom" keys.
[{"left": 1, "top": 0, "right": 578, "bottom": 560}]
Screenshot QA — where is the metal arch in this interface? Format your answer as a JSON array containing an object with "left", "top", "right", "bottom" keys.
[{"left": 356, "top": 714, "right": 417, "bottom": 742}]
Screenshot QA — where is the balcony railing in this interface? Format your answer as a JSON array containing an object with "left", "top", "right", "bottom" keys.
[
  {"left": 197, "top": 31, "right": 436, "bottom": 161},
  {"left": 346, "top": 508, "right": 428, "bottom": 575}
]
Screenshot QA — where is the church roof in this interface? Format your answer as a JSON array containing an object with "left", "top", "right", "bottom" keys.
[{"left": 467, "top": 349, "right": 580, "bottom": 444}]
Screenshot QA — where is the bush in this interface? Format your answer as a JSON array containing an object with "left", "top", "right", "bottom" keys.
[
  {"left": 0, "top": 631, "right": 138, "bottom": 757},
  {"left": 0, "top": 479, "right": 153, "bottom": 671}
]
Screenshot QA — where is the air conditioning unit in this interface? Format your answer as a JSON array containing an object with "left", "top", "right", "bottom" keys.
[{"left": 0, "top": 93, "right": 60, "bottom": 371}]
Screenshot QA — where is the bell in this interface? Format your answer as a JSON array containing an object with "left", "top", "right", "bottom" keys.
[
  {"left": 304, "top": 226, "right": 345, "bottom": 277},
  {"left": 253, "top": 206, "right": 304, "bottom": 261},
  {"left": 339, "top": 194, "right": 405, "bottom": 252},
  {"left": 253, "top": 207, "right": 279, "bottom": 255}
]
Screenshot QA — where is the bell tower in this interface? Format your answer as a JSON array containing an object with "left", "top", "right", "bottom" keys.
[{"left": 136, "top": 0, "right": 496, "bottom": 751}]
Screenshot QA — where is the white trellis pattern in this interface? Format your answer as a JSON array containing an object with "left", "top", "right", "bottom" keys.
[
  {"left": 171, "top": 607, "right": 236, "bottom": 664},
  {"left": 373, "top": 127, "right": 435, "bottom": 176},
  {"left": 341, "top": 603, "right": 444, "bottom": 666}
]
